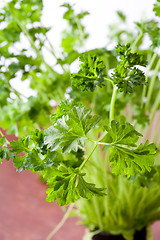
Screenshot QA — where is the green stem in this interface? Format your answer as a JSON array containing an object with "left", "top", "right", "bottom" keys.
[
  {"left": 110, "top": 86, "right": 118, "bottom": 123},
  {"left": 0, "top": 130, "right": 10, "bottom": 144},
  {"left": 79, "top": 142, "right": 98, "bottom": 171},
  {"left": 86, "top": 130, "right": 103, "bottom": 164},
  {"left": 104, "top": 77, "right": 114, "bottom": 86},
  {"left": 141, "top": 51, "right": 158, "bottom": 108},
  {"left": 46, "top": 203, "right": 74, "bottom": 240},
  {"left": 145, "top": 58, "right": 160, "bottom": 111},
  {"left": 80, "top": 129, "right": 109, "bottom": 172},
  {"left": 45, "top": 35, "right": 57, "bottom": 59}
]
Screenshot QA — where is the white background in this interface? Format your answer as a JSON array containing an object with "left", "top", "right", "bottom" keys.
[{"left": 42, "top": 0, "right": 156, "bottom": 50}]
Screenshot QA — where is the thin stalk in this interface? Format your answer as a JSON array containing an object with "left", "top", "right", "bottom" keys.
[
  {"left": 45, "top": 35, "right": 57, "bottom": 59},
  {"left": 141, "top": 51, "right": 158, "bottom": 108},
  {"left": 46, "top": 203, "right": 74, "bottom": 240},
  {"left": 145, "top": 58, "right": 160, "bottom": 111},
  {"left": 109, "top": 86, "right": 118, "bottom": 123},
  {"left": 79, "top": 82, "right": 116, "bottom": 172},
  {"left": 0, "top": 130, "right": 10, "bottom": 144},
  {"left": 80, "top": 131, "right": 111, "bottom": 171},
  {"left": 79, "top": 143, "right": 98, "bottom": 171},
  {"left": 86, "top": 130, "right": 103, "bottom": 165},
  {"left": 104, "top": 77, "right": 114, "bottom": 86}
]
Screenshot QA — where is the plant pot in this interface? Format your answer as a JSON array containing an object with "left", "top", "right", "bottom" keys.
[
  {"left": 92, "top": 228, "right": 146, "bottom": 240},
  {"left": 92, "top": 232, "right": 124, "bottom": 240}
]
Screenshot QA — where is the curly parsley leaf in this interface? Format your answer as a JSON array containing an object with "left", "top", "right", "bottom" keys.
[
  {"left": 112, "top": 43, "right": 147, "bottom": 93},
  {"left": 71, "top": 54, "right": 106, "bottom": 92},
  {"left": 46, "top": 168, "right": 105, "bottom": 206},
  {"left": 102, "top": 118, "right": 156, "bottom": 177},
  {"left": 45, "top": 103, "right": 101, "bottom": 153},
  {"left": 50, "top": 100, "right": 75, "bottom": 125}
]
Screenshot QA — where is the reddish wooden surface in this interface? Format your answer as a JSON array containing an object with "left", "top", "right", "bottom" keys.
[
  {"left": 0, "top": 160, "right": 85, "bottom": 240},
  {"left": 0, "top": 131, "right": 160, "bottom": 240}
]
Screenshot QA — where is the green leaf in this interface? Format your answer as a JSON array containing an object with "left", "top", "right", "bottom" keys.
[
  {"left": 116, "top": 11, "right": 126, "bottom": 22},
  {"left": 115, "top": 43, "right": 147, "bottom": 67},
  {"left": 46, "top": 168, "right": 105, "bottom": 206},
  {"left": 46, "top": 168, "right": 79, "bottom": 206},
  {"left": 13, "top": 147, "right": 63, "bottom": 172},
  {"left": 77, "top": 175, "right": 105, "bottom": 198},
  {"left": 112, "top": 44, "right": 147, "bottom": 93},
  {"left": 102, "top": 118, "right": 156, "bottom": 177},
  {"left": 103, "top": 117, "right": 142, "bottom": 147},
  {"left": 45, "top": 103, "right": 101, "bottom": 153},
  {"left": 71, "top": 54, "right": 106, "bottom": 92},
  {"left": 50, "top": 100, "right": 75, "bottom": 124},
  {"left": 109, "top": 141, "right": 156, "bottom": 177},
  {"left": 10, "top": 137, "right": 30, "bottom": 154},
  {"left": 9, "top": 129, "right": 63, "bottom": 172}
]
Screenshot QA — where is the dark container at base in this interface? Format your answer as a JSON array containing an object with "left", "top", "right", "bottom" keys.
[{"left": 92, "top": 228, "right": 146, "bottom": 240}]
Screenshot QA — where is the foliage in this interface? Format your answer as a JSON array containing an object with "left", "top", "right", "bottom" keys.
[
  {"left": 102, "top": 117, "right": 156, "bottom": 177},
  {"left": 44, "top": 103, "right": 101, "bottom": 153},
  {"left": 0, "top": 0, "right": 89, "bottom": 136},
  {"left": 0, "top": 0, "right": 160, "bottom": 239},
  {"left": 111, "top": 43, "right": 147, "bottom": 93},
  {"left": 76, "top": 170, "right": 160, "bottom": 239},
  {"left": 71, "top": 54, "right": 106, "bottom": 92}
]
